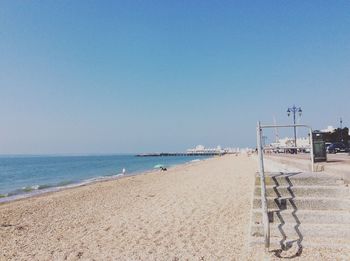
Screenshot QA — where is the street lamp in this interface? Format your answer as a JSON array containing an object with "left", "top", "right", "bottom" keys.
[
  {"left": 340, "top": 117, "right": 343, "bottom": 142},
  {"left": 287, "top": 105, "right": 302, "bottom": 153}
]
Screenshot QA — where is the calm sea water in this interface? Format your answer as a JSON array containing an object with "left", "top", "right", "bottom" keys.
[{"left": 0, "top": 155, "right": 209, "bottom": 200}]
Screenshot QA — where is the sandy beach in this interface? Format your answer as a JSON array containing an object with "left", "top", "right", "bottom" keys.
[{"left": 0, "top": 155, "right": 256, "bottom": 260}]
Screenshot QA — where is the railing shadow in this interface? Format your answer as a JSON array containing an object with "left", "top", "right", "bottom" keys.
[{"left": 271, "top": 172, "right": 303, "bottom": 258}]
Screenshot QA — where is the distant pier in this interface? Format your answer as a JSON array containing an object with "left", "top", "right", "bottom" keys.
[{"left": 136, "top": 152, "right": 227, "bottom": 157}]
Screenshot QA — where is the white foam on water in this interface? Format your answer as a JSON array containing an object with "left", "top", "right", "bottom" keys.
[{"left": 0, "top": 172, "right": 127, "bottom": 204}]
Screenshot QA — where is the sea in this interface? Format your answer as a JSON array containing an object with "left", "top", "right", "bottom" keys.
[{"left": 0, "top": 154, "right": 210, "bottom": 202}]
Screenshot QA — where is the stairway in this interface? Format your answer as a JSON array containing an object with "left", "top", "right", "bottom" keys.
[{"left": 249, "top": 171, "right": 350, "bottom": 252}]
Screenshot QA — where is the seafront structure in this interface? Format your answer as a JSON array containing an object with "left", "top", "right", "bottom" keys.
[
  {"left": 268, "top": 137, "right": 311, "bottom": 152},
  {"left": 266, "top": 124, "right": 350, "bottom": 153},
  {"left": 136, "top": 145, "right": 240, "bottom": 157},
  {"left": 186, "top": 145, "right": 239, "bottom": 154}
]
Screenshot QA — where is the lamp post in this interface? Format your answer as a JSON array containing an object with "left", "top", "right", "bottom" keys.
[
  {"left": 287, "top": 105, "right": 302, "bottom": 153},
  {"left": 340, "top": 117, "right": 343, "bottom": 142}
]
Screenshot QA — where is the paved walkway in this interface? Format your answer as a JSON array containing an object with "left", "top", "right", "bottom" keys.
[{"left": 266, "top": 153, "right": 350, "bottom": 182}]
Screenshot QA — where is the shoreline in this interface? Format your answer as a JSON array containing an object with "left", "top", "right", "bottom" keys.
[
  {"left": 0, "top": 154, "right": 256, "bottom": 260},
  {"left": 0, "top": 156, "right": 214, "bottom": 205}
]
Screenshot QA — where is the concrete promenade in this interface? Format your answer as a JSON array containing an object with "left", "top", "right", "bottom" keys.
[{"left": 265, "top": 153, "right": 350, "bottom": 182}]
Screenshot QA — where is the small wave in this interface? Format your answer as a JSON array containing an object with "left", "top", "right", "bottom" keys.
[
  {"left": 190, "top": 159, "right": 201, "bottom": 162},
  {"left": 21, "top": 186, "right": 37, "bottom": 192},
  {"left": 5, "top": 181, "right": 74, "bottom": 198},
  {"left": 56, "top": 181, "right": 74, "bottom": 187},
  {"left": 0, "top": 171, "right": 129, "bottom": 203},
  {"left": 37, "top": 184, "right": 53, "bottom": 190},
  {"left": 80, "top": 173, "right": 123, "bottom": 185},
  {"left": 0, "top": 168, "right": 153, "bottom": 203}
]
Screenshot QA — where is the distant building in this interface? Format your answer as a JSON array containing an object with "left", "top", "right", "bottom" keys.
[
  {"left": 187, "top": 145, "right": 241, "bottom": 154},
  {"left": 187, "top": 145, "right": 222, "bottom": 153},
  {"left": 269, "top": 136, "right": 311, "bottom": 150},
  {"left": 321, "top": 126, "right": 336, "bottom": 133}
]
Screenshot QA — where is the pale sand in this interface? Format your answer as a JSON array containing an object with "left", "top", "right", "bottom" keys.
[{"left": 0, "top": 155, "right": 257, "bottom": 260}]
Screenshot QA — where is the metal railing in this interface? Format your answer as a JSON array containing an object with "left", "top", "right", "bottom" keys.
[{"left": 256, "top": 122, "right": 314, "bottom": 252}]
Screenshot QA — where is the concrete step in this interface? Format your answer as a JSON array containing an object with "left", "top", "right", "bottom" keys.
[
  {"left": 251, "top": 223, "right": 350, "bottom": 239},
  {"left": 250, "top": 236, "right": 350, "bottom": 250},
  {"left": 253, "top": 196, "right": 350, "bottom": 211},
  {"left": 251, "top": 171, "right": 350, "bottom": 251},
  {"left": 254, "top": 185, "right": 350, "bottom": 198},
  {"left": 251, "top": 209, "right": 350, "bottom": 225},
  {"left": 255, "top": 175, "right": 345, "bottom": 187}
]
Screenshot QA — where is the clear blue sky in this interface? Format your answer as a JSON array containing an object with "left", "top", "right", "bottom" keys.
[{"left": 1, "top": 1, "right": 349, "bottom": 154}]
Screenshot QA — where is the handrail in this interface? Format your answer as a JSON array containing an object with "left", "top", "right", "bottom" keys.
[
  {"left": 256, "top": 121, "right": 315, "bottom": 252},
  {"left": 260, "top": 124, "right": 312, "bottom": 129},
  {"left": 256, "top": 121, "right": 270, "bottom": 251},
  {"left": 263, "top": 146, "right": 311, "bottom": 150}
]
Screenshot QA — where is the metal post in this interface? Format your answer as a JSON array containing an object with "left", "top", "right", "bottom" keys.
[
  {"left": 340, "top": 117, "right": 343, "bottom": 142},
  {"left": 293, "top": 112, "right": 297, "bottom": 149},
  {"left": 309, "top": 128, "right": 314, "bottom": 172},
  {"left": 287, "top": 105, "right": 302, "bottom": 153},
  {"left": 257, "top": 121, "right": 270, "bottom": 251}
]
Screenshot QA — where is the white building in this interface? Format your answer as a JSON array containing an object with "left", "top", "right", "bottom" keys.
[
  {"left": 321, "top": 126, "right": 336, "bottom": 133},
  {"left": 187, "top": 145, "right": 242, "bottom": 154},
  {"left": 187, "top": 145, "right": 225, "bottom": 153},
  {"left": 269, "top": 136, "right": 311, "bottom": 149}
]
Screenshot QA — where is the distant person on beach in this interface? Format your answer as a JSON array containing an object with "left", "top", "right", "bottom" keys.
[
  {"left": 160, "top": 167, "right": 167, "bottom": 171},
  {"left": 122, "top": 168, "right": 126, "bottom": 175}
]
